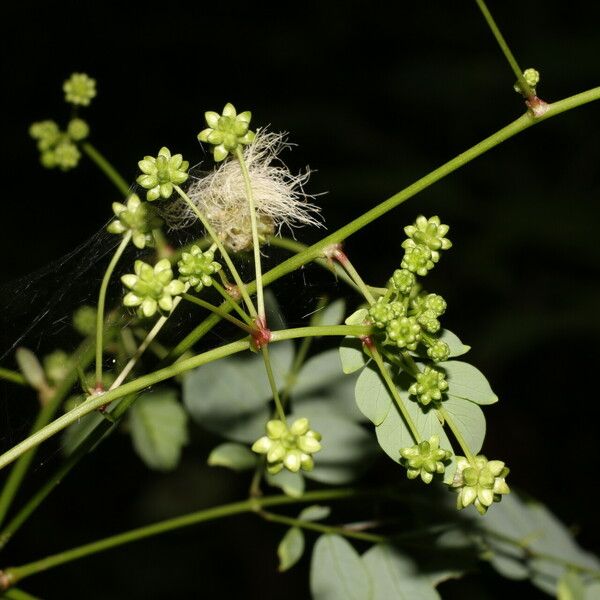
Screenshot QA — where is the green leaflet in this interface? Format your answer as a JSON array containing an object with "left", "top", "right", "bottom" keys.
[
  {"left": 438, "top": 360, "right": 498, "bottom": 405},
  {"left": 299, "top": 505, "right": 331, "bottom": 521},
  {"left": 339, "top": 336, "right": 368, "bottom": 374},
  {"left": 316, "top": 298, "right": 346, "bottom": 326},
  {"left": 183, "top": 341, "right": 293, "bottom": 443},
  {"left": 129, "top": 388, "right": 188, "bottom": 471},
  {"left": 354, "top": 365, "right": 392, "bottom": 425},
  {"left": 310, "top": 534, "right": 372, "bottom": 600},
  {"left": 266, "top": 469, "right": 305, "bottom": 498},
  {"left": 436, "top": 330, "right": 470, "bottom": 358},
  {"left": 278, "top": 526, "right": 305, "bottom": 572},
  {"left": 440, "top": 396, "right": 486, "bottom": 455},
  {"left": 207, "top": 442, "right": 256, "bottom": 471},
  {"left": 362, "top": 544, "right": 441, "bottom": 600},
  {"left": 477, "top": 492, "right": 600, "bottom": 595}
]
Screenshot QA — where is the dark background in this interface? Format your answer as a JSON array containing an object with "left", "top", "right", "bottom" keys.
[{"left": 1, "top": 1, "right": 599, "bottom": 598}]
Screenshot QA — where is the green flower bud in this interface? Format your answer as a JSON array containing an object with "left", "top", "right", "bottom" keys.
[
  {"left": 409, "top": 366, "right": 448, "bottom": 406},
  {"left": 177, "top": 245, "right": 222, "bottom": 292},
  {"left": 389, "top": 268, "right": 416, "bottom": 295},
  {"left": 252, "top": 417, "right": 322, "bottom": 475},
  {"left": 29, "top": 120, "right": 61, "bottom": 151},
  {"left": 514, "top": 68, "right": 540, "bottom": 94},
  {"left": 137, "top": 147, "right": 189, "bottom": 201},
  {"left": 73, "top": 305, "right": 97, "bottom": 336},
  {"left": 368, "top": 298, "right": 405, "bottom": 329},
  {"left": 424, "top": 293, "right": 446, "bottom": 316},
  {"left": 53, "top": 141, "right": 81, "bottom": 171},
  {"left": 197, "top": 103, "right": 256, "bottom": 162},
  {"left": 417, "top": 310, "right": 440, "bottom": 334},
  {"left": 403, "top": 216, "right": 452, "bottom": 263},
  {"left": 401, "top": 244, "right": 434, "bottom": 276},
  {"left": 121, "top": 259, "right": 186, "bottom": 318},
  {"left": 452, "top": 455, "right": 510, "bottom": 515},
  {"left": 107, "top": 194, "right": 163, "bottom": 249},
  {"left": 427, "top": 340, "right": 450, "bottom": 362},
  {"left": 386, "top": 316, "right": 421, "bottom": 350},
  {"left": 63, "top": 73, "right": 97, "bottom": 106},
  {"left": 400, "top": 435, "right": 452, "bottom": 483},
  {"left": 43, "top": 350, "right": 71, "bottom": 385},
  {"left": 67, "top": 118, "right": 90, "bottom": 141}
]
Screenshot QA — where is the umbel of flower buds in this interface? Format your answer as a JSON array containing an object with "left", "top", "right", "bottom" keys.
[
  {"left": 107, "top": 194, "right": 163, "bottom": 249},
  {"left": 177, "top": 246, "right": 222, "bottom": 292},
  {"left": 121, "top": 259, "right": 185, "bottom": 318},
  {"left": 452, "top": 455, "right": 510, "bottom": 515},
  {"left": 409, "top": 366, "right": 448, "bottom": 406},
  {"left": 252, "top": 418, "right": 322, "bottom": 474},
  {"left": 137, "top": 147, "right": 189, "bottom": 201},
  {"left": 400, "top": 435, "right": 452, "bottom": 483}
]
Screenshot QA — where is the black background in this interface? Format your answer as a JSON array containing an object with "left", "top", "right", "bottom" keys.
[{"left": 1, "top": 1, "right": 599, "bottom": 598}]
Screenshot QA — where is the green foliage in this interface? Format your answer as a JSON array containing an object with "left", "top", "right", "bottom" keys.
[
  {"left": 278, "top": 526, "right": 304, "bottom": 572},
  {"left": 129, "top": 389, "right": 188, "bottom": 471},
  {"left": 439, "top": 360, "right": 498, "bottom": 405},
  {"left": 310, "top": 534, "right": 371, "bottom": 600},
  {"left": 265, "top": 469, "right": 305, "bottom": 497},
  {"left": 207, "top": 443, "right": 256, "bottom": 471}
]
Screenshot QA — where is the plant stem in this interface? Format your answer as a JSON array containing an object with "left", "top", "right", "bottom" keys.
[
  {"left": 334, "top": 251, "right": 376, "bottom": 304},
  {"left": 370, "top": 345, "right": 421, "bottom": 443},
  {"left": 182, "top": 293, "right": 252, "bottom": 333},
  {"left": 167, "top": 87, "right": 600, "bottom": 360},
  {"left": 0, "top": 325, "right": 371, "bottom": 471},
  {"left": 0, "top": 368, "right": 27, "bottom": 386},
  {"left": 1, "top": 589, "right": 41, "bottom": 600},
  {"left": 80, "top": 142, "right": 130, "bottom": 197},
  {"left": 1, "top": 488, "right": 372, "bottom": 587},
  {"left": 261, "top": 511, "right": 386, "bottom": 543},
  {"left": 95, "top": 231, "right": 131, "bottom": 386},
  {"left": 235, "top": 147, "right": 266, "bottom": 322},
  {"left": 212, "top": 280, "right": 254, "bottom": 325},
  {"left": 437, "top": 405, "right": 475, "bottom": 462},
  {"left": 474, "top": 0, "right": 533, "bottom": 97},
  {"left": 261, "top": 347, "right": 286, "bottom": 422},
  {"left": 174, "top": 185, "right": 257, "bottom": 318},
  {"left": 0, "top": 341, "right": 95, "bottom": 527},
  {"left": 110, "top": 293, "right": 187, "bottom": 390}
]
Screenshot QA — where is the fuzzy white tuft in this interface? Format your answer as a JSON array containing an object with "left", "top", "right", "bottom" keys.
[{"left": 161, "top": 129, "right": 322, "bottom": 251}]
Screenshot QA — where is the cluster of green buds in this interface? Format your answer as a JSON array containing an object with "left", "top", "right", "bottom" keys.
[
  {"left": 251, "top": 418, "right": 322, "bottom": 474},
  {"left": 73, "top": 305, "right": 97, "bottom": 336},
  {"left": 409, "top": 366, "right": 448, "bottom": 406},
  {"left": 514, "top": 68, "right": 540, "bottom": 96},
  {"left": 43, "top": 350, "right": 71, "bottom": 386},
  {"left": 107, "top": 194, "right": 163, "bottom": 249},
  {"left": 365, "top": 216, "right": 452, "bottom": 361},
  {"left": 400, "top": 435, "right": 452, "bottom": 483},
  {"left": 177, "top": 245, "right": 222, "bottom": 292},
  {"left": 401, "top": 216, "right": 451, "bottom": 276},
  {"left": 29, "top": 118, "right": 89, "bottom": 171},
  {"left": 198, "top": 103, "right": 255, "bottom": 162},
  {"left": 121, "top": 259, "right": 186, "bottom": 318},
  {"left": 452, "top": 455, "right": 510, "bottom": 515},
  {"left": 137, "top": 147, "right": 189, "bottom": 201},
  {"left": 63, "top": 73, "right": 97, "bottom": 106},
  {"left": 29, "top": 73, "right": 95, "bottom": 171}
]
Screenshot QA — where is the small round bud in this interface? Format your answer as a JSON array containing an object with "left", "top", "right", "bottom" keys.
[
  {"left": 63, "top": 73, "right": 97, "bottom": 106},
  {"left": 73, "top": 305, "right": 97, "bottom": 336},
  {"left": 389, "top": 268, "right": 416, "bottom": 295},
  {"left": 67, "top": 118, "right": 90, "bottom": 141},
  {"left": 427, "top": 340, "right": 450, "bottom": 362},
  {"left": 401, "top": 244, "right": 434, "bottom": 276},
  {"left": 386, "top": 316, "right": 421, "bottom": 350}
]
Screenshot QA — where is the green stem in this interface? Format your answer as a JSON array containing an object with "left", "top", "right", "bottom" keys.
[
  {"left": 0, "top": 368, "right": 27, "bottom": 386},
  {"left": 109, "top": 292, "right": 187, "bottom": 390},
  {"left": 335, "top": 251, "right": 376, "bottom": 304},
  {"left": 95, "top": 231, "right": 131, "bottom": 385},
  {"left": 370, "top": 345, "right": 421, "bottom": 443},
  {"left": 1, "top": 589, "right": 41, "bottom": 600},
  {"left": 474, "top": 0, "right": 532, "bottom": 97},
  {"left": 212, "top": 280, "right": 253, "bottom": 325},
  {"left": 80, "top": 142, "right": 130, "bottom": 197},
  {"left": 182, "top": 293, "right": 252, "bottom": 333},
  {"left": 2, "top": 488, "right": 371, "bottom": 586},
  {"left": 0, "top": 341, "right": 95, "bottom": 527},
  {"left": 174, "top": 185, "right": 257, "bottom": 319},
  {"left": 437, "top": 405, "right": 475, "bottom": 462},
  {"left": 167, "top": 87, "right": 600, "bottom": 360},
  {"left": 0, "top": 325, "right": 370, "bottom": 472},
  {"left": 261, "top": 511, "right": 386, "bottom": 543},
  {"left": 261, "top": 347, "right": 286, "bottom": 422},
  {"left": 235, "top": 147, "right": 265, "bottom": 322}
]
